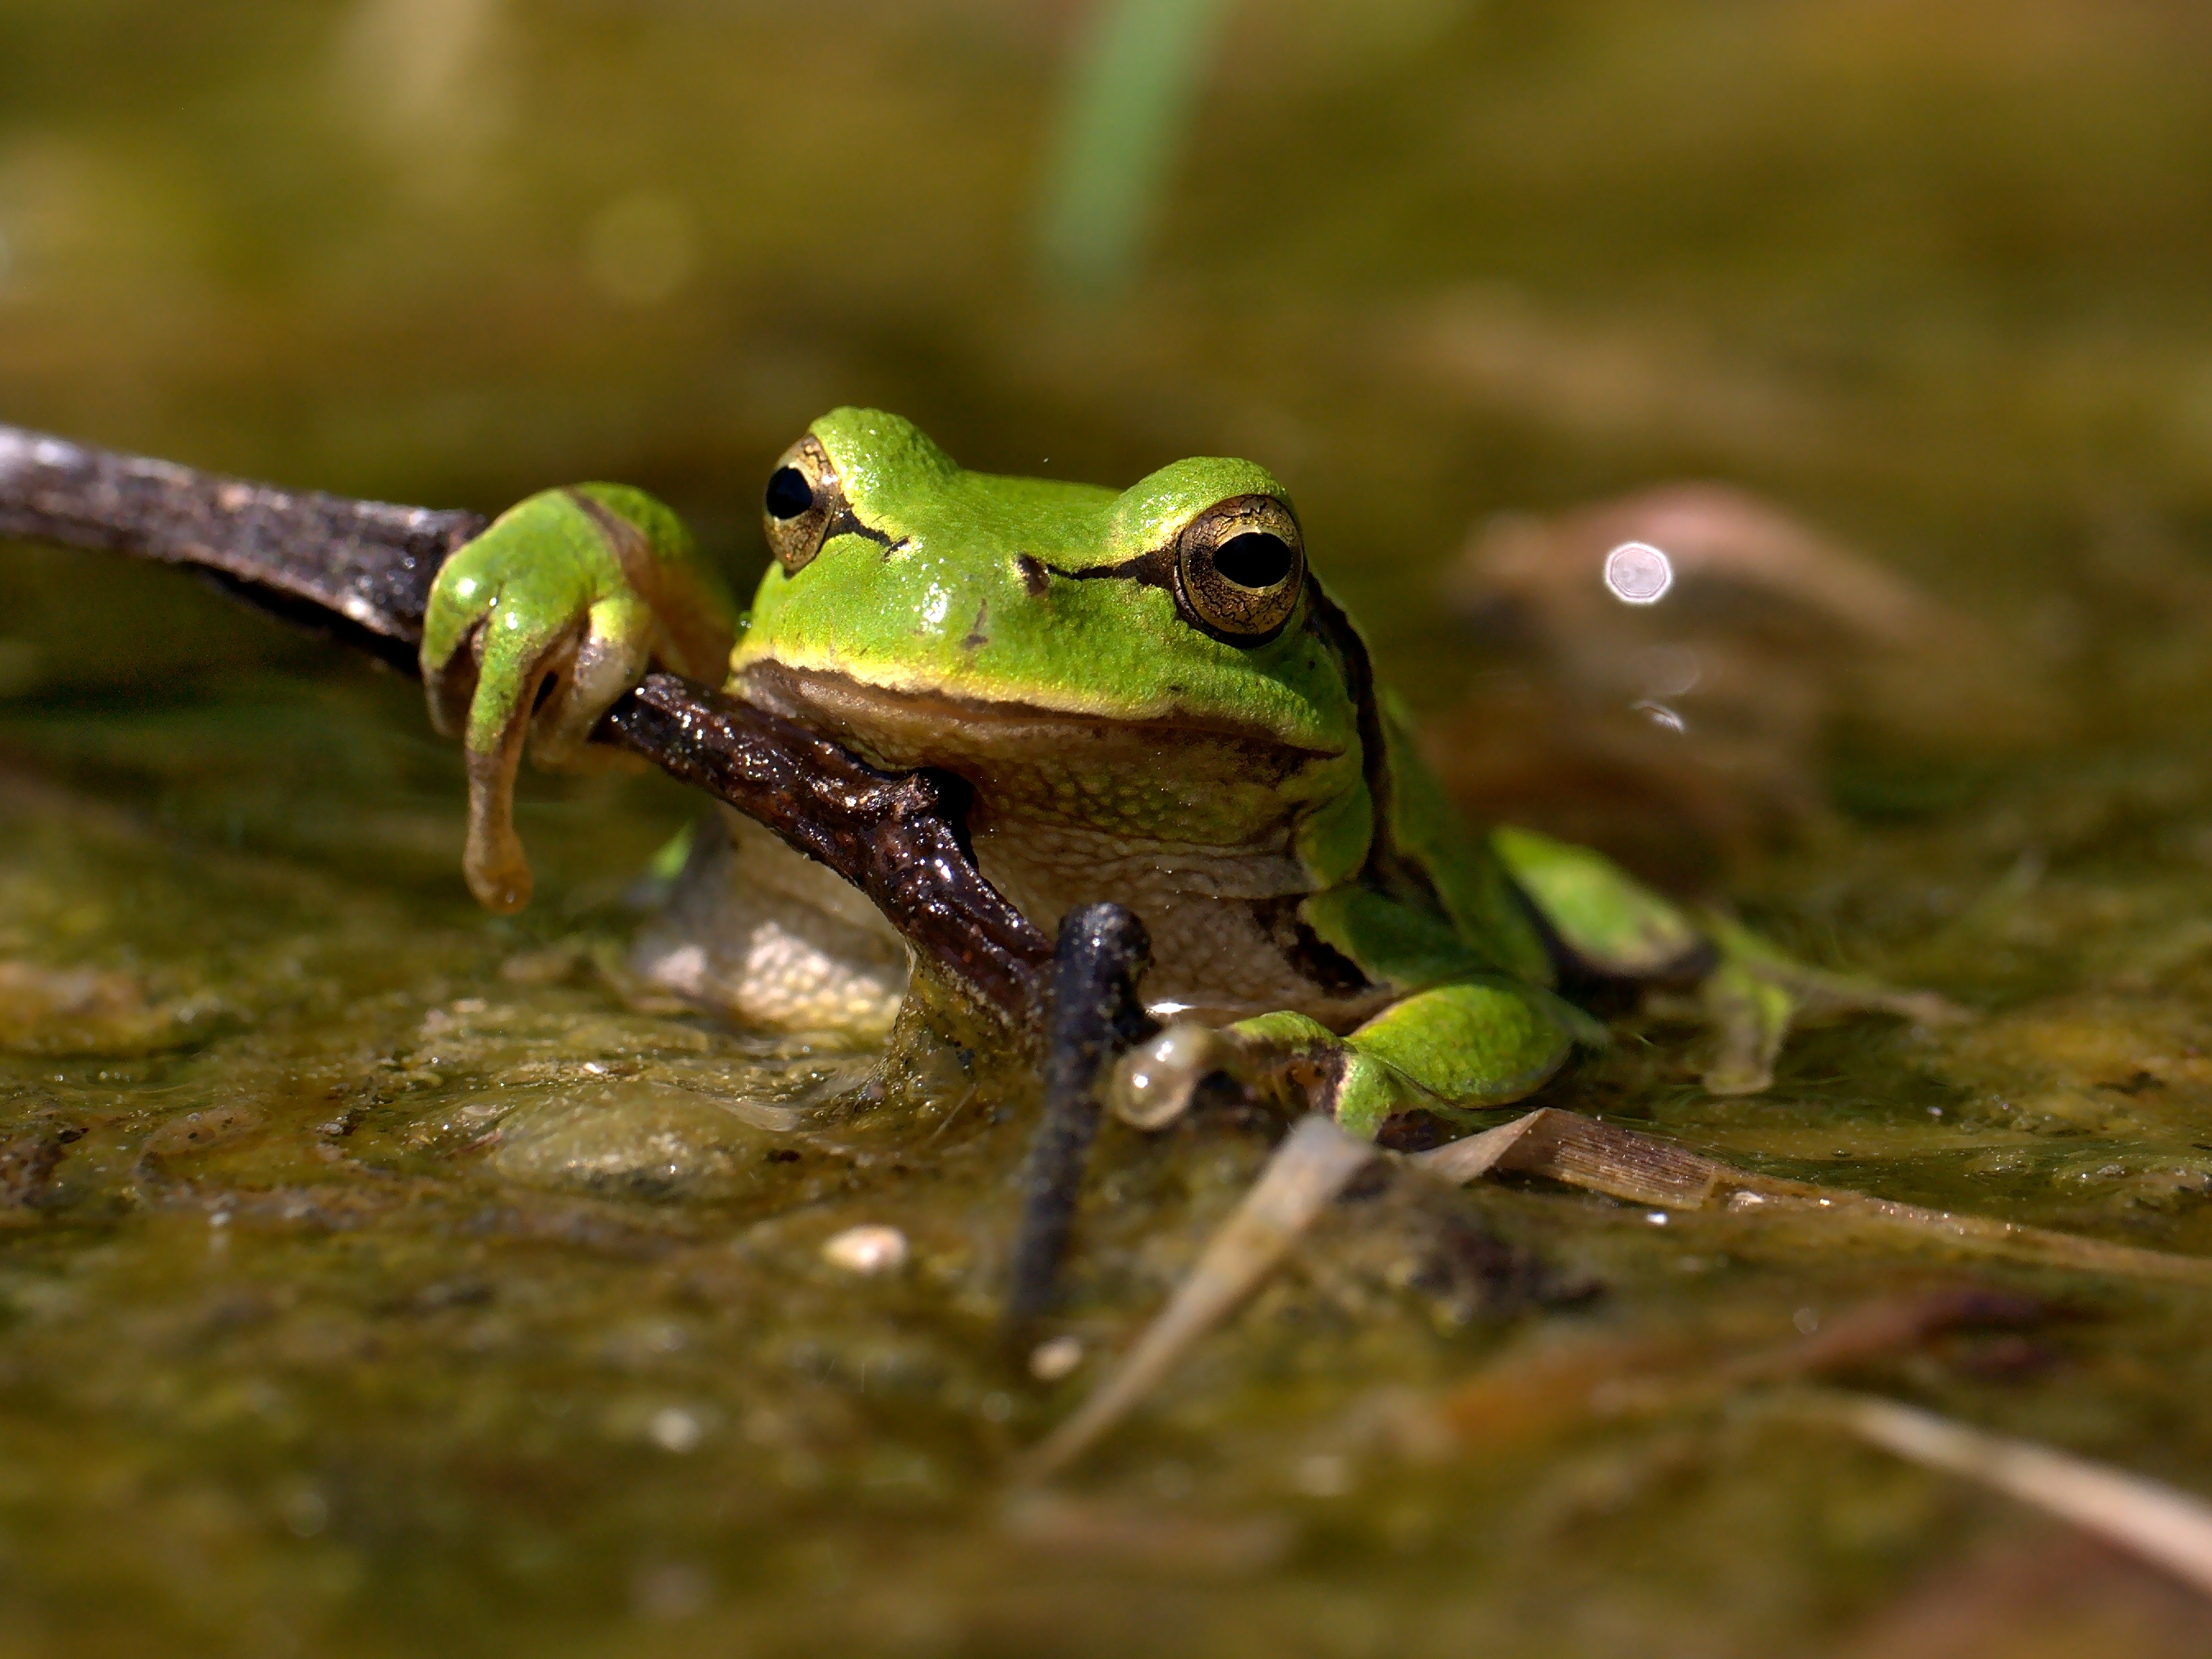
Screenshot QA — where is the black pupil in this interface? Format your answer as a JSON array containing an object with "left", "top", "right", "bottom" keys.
[
  {"left": 1212, "top": 531, "right": 1295, "bottom": 590},
  {"left": 764, "top": 466, "right": 815, "bottom": 521}
]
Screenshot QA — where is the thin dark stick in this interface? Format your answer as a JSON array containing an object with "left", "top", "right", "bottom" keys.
[
  {"left": 1005, "top": 903, "right": 1157, "bottom": 1335},
  {"left": 0, "top": 425, "right": 481, "bottom": 672},
  {"left": 0, "top": 424, "right": 1054, "bottom": 1027},
  {"left": 606, "top": 678, "right": 1051, "bottom": 1025}
]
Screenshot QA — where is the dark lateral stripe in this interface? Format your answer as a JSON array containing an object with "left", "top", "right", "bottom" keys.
[
  {"left": 1047, "top": 545, "right": 1177, "bottom": 590},
  {"left": 1302, "top": 580, "right": 1443, "bottom": 912},
  {"left": 822, "top": 504, "right": 900, "bottom": 553},
  {"left": 1041, "top": 545, "right": 1298, "bottom": 648}
]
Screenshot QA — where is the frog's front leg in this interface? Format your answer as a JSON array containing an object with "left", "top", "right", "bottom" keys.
[
  {"left": 420, "top": 485, "right": 738, "bottom": 912},
  {"left": 1111, "top": 977, "right": 1591, "bottom": 1141}
]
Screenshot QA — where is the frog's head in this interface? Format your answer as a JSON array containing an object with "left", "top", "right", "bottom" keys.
[
  {"left": 734, "top": 408, "right": 1345, "bottom": 723},
  {"left": 726, "top": 409, "right": 1367, "bottom": 847}
]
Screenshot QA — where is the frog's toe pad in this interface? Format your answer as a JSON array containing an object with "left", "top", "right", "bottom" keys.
[
  {"left": 463, "top": 835, "right": 533, "bottom": 914},
  {"left": 1700, "top": 1056, "right": 1775, "bottom": 1096},
  {"left": 529, "top": 629, "right": 651, "bottom": 770},
  {"left": 1108, "top": 1025, "right": 1245, "bottom": 1131},
  {"left": 462, "top": 748, "right": 535, "bottom": 913}
]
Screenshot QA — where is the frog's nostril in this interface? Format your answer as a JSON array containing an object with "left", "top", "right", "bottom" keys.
[
  {"left": 1214, "top": 532, "right": 1295, "bottom": 590},
  {"left": 764, "top": 466, "right": 814, "bottom": 521}
]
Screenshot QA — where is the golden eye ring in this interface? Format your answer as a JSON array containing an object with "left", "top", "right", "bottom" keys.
[
  {"left": 1174, "top": 494, "right": 1305, "bottom": 641},
  {"left": 761, "top": 435, "right": 843, "bottom": 574}
]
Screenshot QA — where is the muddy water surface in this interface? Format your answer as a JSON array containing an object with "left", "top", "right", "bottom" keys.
[{"left": 10, "top": 2, "right": 2212, "bottom": 1654}]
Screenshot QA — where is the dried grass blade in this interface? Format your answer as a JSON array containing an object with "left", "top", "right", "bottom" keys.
[
  {"left": 1016, "top": 1114, "right": 1376, "bottom": 1482},
  {"left": 1412, "top": 1106, "right": 1735, "bottom": 1207},
  {"left": 1405, "top": 1109, "right": 1549, "bottom": 1186},
  {"left": 1739, "top": 1188, "right": 2212, "bottom": 1284},
  {"left": 1808, "top": 1390, "right": 2212, "bottom": 1600},
  {"left": 1412, "top": 1109, "right": 2212, "bottom": 1285}
]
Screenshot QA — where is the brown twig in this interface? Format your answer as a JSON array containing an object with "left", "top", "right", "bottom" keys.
[{"left": 0, "top": 424, "right": 1053, "bottom": 1026}]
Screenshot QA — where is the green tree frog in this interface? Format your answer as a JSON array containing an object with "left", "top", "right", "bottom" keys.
[{"left": 421, "top": 409, "right": 1925, "bottom": 1139}]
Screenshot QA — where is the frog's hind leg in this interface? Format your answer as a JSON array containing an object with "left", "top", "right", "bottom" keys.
[
  {"left": 1690, "top": 908, "right": 1958, "bottom": 1094},
  {"left": 1490, "top": 823, "right": 1955, "bottom": 1096},
  {"left": 1111, "top": 976, "right": 1594, "bottom": 1142}
]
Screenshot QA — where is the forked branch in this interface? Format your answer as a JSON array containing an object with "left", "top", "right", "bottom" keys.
[{"left": 0, "top": 424, "right": 1053, "bottom": 1025}]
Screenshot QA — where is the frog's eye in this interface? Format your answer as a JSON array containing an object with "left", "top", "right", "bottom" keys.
[
  {"left": 1174, "top": 494, "right": 1304, "bottom": 641},
  {"left": 761, "top": 435, "right": 843, "bottom": 574}
]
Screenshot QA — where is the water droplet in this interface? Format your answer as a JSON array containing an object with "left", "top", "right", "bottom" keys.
[
  {"left": 632, "top": 1561, "right": 713, "bottom": 1620},
  {"left": 1629, "top": 642, "right": 1702, "bottom": 698},
  {"left": 282, "top": 1488, "right": 329, "bottom": 1538}
]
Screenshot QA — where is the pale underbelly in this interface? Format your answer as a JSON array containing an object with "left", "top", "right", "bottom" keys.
[{"left": 630, "top": 809, "right": 1390, "bottom": 1039}]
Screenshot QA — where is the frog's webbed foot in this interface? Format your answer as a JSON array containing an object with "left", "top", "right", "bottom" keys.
[
  {"left": 1693, "top": 909, "right": 1964, "bottom": 1095},
  {"left": 424, "top": 604, "right": 585, "bottom": 915},
  {"left": 1109, "top": 979, "right": 1592, "bottom": 1141},
  {"left": 420, "top": 486, "right": 737, "bottom": 913},
  {"left": 448, "top": 605, "right": 651, "bottom": 915},
  {"left": 425, "top": 560, "right": 649, "bottom": 915}
]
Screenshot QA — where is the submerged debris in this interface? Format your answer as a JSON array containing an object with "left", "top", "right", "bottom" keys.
[
  {"left": 999, "top": 1489, "right": 1292, "bottom": 1577},
  {"left": 1414, "top": 1107, "right": 2212, "bottom": 1285},
  {"left": 1346, "top": 1284, "right": 2053, "bottom": 1464},
  {"left": 140, "top": 1105, "right": 264, "bottom": 1163},
  {"left": 1019, "top": 1115, "right": 1377, "bottom": 1481},
  {"left": 1840, "top": 1532, "right": 2212, "bottom": 1656},
  {"left": 821, "top": 1224, "right": 910, "bottom": 1276},
  {"left": 1024, "top": 1098, "right": 2210, "bottom": 1479},
  {"left": 0, "top": 959, "right": 195, "bottom": 1056},
  {"left": 0, "top": 1121, "right": 78, "bottom": 1210}
]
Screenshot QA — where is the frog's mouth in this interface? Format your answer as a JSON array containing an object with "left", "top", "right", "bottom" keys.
[{"left": 731, "top": 660, "right": 1343, "bottom": 833}]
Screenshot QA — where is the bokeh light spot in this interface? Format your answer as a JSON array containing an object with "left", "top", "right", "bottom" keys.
[{"left": 1604, "top": 540, "right": 1674, "bottom": 604}]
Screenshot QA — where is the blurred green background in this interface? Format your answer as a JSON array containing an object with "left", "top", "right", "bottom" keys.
[{"left": 10, "top": 0, "right": 2212, "bottom": 690}]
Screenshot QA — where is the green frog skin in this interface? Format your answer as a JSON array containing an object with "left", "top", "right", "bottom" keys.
[{"left": 421, "top": 408, "right": 1923, "bottom": 1137}]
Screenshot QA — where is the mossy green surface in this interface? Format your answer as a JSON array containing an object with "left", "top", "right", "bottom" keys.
[{"left": 8, "top": 2, "right": 2212, "bottom": 1652}]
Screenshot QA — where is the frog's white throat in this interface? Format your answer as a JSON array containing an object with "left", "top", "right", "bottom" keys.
[{"left": 729, "top": 661, "right": 1383, "bottom": 1026}]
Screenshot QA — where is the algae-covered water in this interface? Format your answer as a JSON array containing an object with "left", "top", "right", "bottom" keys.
[{"left": 9, "top": 2, "right": 2212, "bottom": 1653}]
